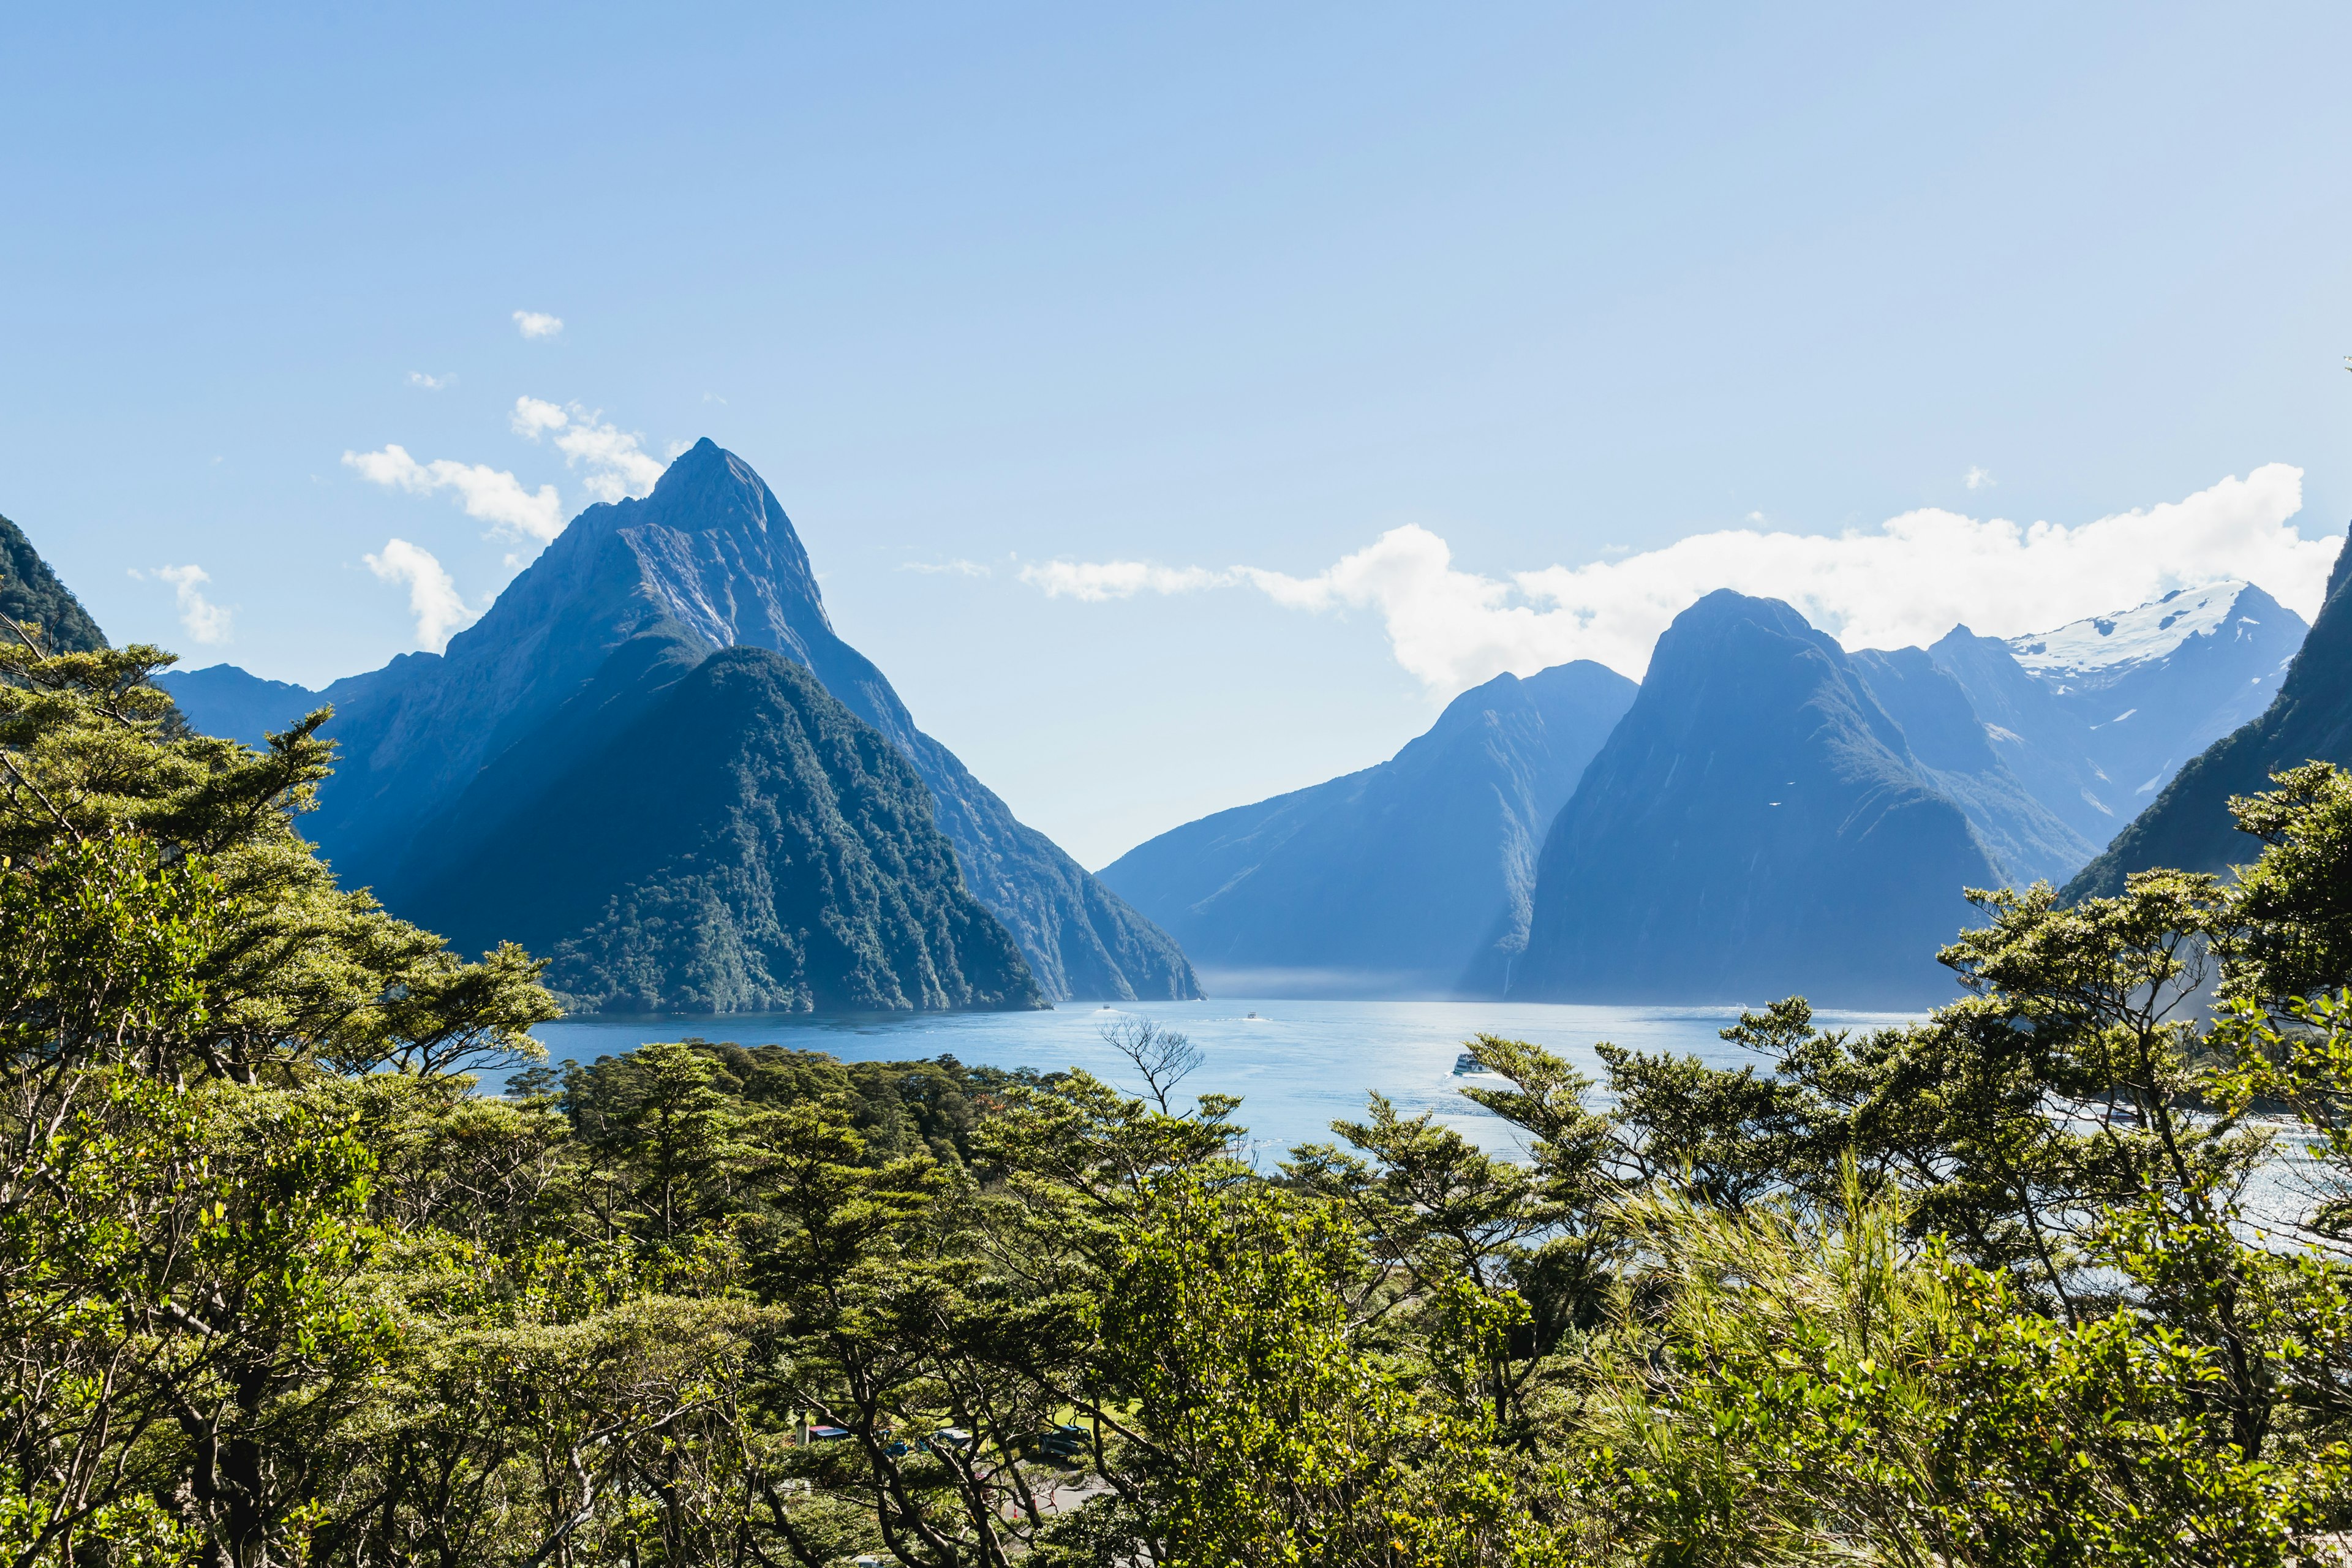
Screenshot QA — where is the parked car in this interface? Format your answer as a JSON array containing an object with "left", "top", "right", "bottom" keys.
[{"left": 1037, "top": 1424, "right": 1088, "bottom": 1462}]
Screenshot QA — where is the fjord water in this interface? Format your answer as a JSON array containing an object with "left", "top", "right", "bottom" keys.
[{"left": 532, "top": 998, "right": 1918, "bottom": 1160}]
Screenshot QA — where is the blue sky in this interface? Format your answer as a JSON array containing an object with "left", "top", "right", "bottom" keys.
[{"left": 6, "top": 3, "right": 2351, "bottom": 866}]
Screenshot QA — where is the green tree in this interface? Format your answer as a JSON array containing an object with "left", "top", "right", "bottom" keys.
[{"left": 0, "top": 628, "right": 555, "bottom": 1566}]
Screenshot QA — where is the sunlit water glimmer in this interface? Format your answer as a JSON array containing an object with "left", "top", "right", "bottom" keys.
[{"left": 532, "top": 998, "right": 1920, "bottom": 1163}]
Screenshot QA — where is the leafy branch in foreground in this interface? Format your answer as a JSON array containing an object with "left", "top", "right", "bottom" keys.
[{"left": 10, "top": 601, "right": 2352, "bottom": 1565}]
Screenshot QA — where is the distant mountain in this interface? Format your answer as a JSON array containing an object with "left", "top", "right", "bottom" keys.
[
  {"left": 161, "top": 652, "right": 449, "bottom": 750},
  {"left": 168, "top": 441, "right": 1197, "bottom": 1005},
  {"left": 409, "top": 636, "right": 1042, "bottom": 1014},
  {"left": 1923, "top": 626, "right": 2116, "bottom": 850},
  {"left": 0, "top": 513, "right": 106, "bottom": 652},
  {"left": 156, "top": 665, "right": 320, "bottom": 746},
  {"left": 1512, "top": 591, "right": 1999, "bottom": 1008},
  {"left": 2067, "top": 529, "right": 2352, "bottom": 897},
  {"left": 1929, "top": 581, "right": 2306, "bottom": 853},
  {"left": 1847, "top": 647, "right": 2094, "bottom": 887},
  {"left": 1098, "top": 662, "right": 1636, "bottom": 996}
]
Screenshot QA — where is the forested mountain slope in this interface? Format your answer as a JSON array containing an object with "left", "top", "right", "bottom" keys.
[
  {"left": 164, "top": 441, "right": 1196, "bottom": 1003},
  {"left": 404, "top": 637, "right": 1042, "bottom": 1013},
  {"left": 0, "top": 513, "right": 107, "bottom": 652}
]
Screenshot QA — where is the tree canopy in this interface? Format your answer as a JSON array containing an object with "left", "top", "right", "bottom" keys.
[{"left": 9, "top": 611, "right": 2352, "bottom": 1565}]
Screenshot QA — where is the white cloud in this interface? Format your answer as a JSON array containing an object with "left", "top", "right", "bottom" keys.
[
  {"left": 343, "top": 443, "right": 565, "bottom": 543},
  {"left": 508, "top": 397, "right": 663, "bottom": 503},
  {"left": 1020, "top": 464, "right": 2342, "bottom": 691},
  {"left": 1965, "top": 465, "right": 1996, "bottom": 490},
  {"left": 364, "top": 538, "right": 477, "bottom": 652},
  {"left": 902, "top": 559, "right": 992, "bottom": 577},
  {"left": 509, "top": 395, "right": 567, "bottom": 439},
  {"left": 408, "top": 371, "right": 453, "bottom": 391},
  {"left": 1016, "top": 560, "right": 1226, "bottom": 600},
  {"left": 513, "top": 310, "right": 563, "bottom": 339},
  {"left": 131, "top": 564, "right": 233, "bottom": 645}
]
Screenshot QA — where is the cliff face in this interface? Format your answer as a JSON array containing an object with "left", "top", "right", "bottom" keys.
[
  {"left": 279, "top": 439, "right": 1194, "bottom": 1003},
  {"left": 1511, "top": 592, "right": 1999, "bottom": 1008},
  {"left": 2067, "top": 527, "right": 2352, "bottom": 897},
  {"left": 1098, "top": 661, "right": 1635, "bottom": 996}
]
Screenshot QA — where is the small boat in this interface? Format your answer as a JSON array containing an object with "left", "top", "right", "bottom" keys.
[
  {"left": 1245, "top": 1011, "right": 1260, "bottom": 1019},
  {"left": 1452, "top": 1052, "right": 1487, "bottom": 1076}
]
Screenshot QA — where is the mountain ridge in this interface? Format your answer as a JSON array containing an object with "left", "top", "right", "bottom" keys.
[
  {"left": 1925, "top": 580, "right": 2306, "bottom": 856},
  {"left": 1098, "top": 660, "right": 1635, "bottom": 996},
  {"left": 1845, "top": 645, "right": 2095, "bottom": 888},
  {"left": 1510, "top": 590, "right": 1999, "bottom": 1008},
  {"left": 2066, "top": 525, "right": 2352, "bottom": 897},
  {"left": 175, "top": 440, "right": 1197, "bottom": 1004},
  {"left": 0, "top": 513, "right": 107, "bottom": 654},
  {"left": 411, "top": 636, "right": 1044, "bottom": 1014}
]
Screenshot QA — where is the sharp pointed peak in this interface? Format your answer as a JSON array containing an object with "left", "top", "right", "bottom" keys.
[{"left": 652, "top": 435, "right": 746, "bottom": 490}]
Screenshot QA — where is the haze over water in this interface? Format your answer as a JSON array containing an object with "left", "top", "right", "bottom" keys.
[{"left": 535, "top": 999, "right": 1921, "bottom": 1160}]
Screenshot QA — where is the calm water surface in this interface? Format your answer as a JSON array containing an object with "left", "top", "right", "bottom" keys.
[{"left": 533, "top": 999, "right": 1918, "bottom": 1161}]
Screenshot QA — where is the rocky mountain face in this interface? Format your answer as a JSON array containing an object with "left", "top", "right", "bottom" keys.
[
  {"left": 1845, "top": 646, "right": 2095, "bottom": 888},
  {"left": 1928, "top": 581, "right": 2306, "bottom": 854},
  {"left": 0, "top": 513, "right": 107, "bottom": 652},
  {"left": 1098, "top": 661, "right": 1635, "bottom": 996},
  {"left": 1511, "top": 592, "right": 2001, "bottom": 1008},
  {"left": 2067, "top": 528, "right": 2352, "bottom": 896},
  {"left": 1099, "top": 574, "right": 2307, "bottom": 1005},
  {"left": 164, "top": 440, "right": 1197, "bottom": 1005}
]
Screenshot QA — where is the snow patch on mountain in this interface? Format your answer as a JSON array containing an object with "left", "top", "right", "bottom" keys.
[{"left": 2006, "top": 581, "right": 2261, "bottom": 687}]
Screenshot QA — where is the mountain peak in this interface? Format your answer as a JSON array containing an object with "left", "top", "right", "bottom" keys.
[
  {"left": 2004, "top": 579, "right": 2272, "bottom": 688},
  {"left": 296, "top": 438, "right": 1200, "bottom": 1006},
  {"left": 630, "top": 437, "right": 788, "bottom": 538},
  {"left": 649, "top": 435, "right": 736, "bottom": 491},
  {"left": 2065, "top": 519, "right": 2352, "bottom": 897},
  {"left": 1513, "top": 592, "right": 1991, "bottom": 1007}
]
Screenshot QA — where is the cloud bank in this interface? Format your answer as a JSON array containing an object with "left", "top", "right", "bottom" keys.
[
  {"left": 343, "top": 444, "right": 565, "bottom": 543},
  {"left": 1020, "top": 464, "right": 2340, "bottom": 691},
  {"left": 510, "top": 397, "right": 663, "bottom": 503},
  {"left": 134, "top": 564, "right": 233, "bottom": 645},
  {"left": 365, "top": 538, "right": 477, "bottom": 652},
  {"left": 512, "top": 310, "right": 563, "bottom": 339}
]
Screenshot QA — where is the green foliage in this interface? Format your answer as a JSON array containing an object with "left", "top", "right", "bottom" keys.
[
  {"left": 14, "top": 608, "right": 2352, "bottom": 1565},
  {"left": 1578, "top": 1179, "right": 2343, "bottom": 1566},
  {"left": 0, "top": 514, "right": 108, "bottom": 655},
  {"left": 409, "top": 643, "right": 1045, "bottom": 1016},
  {"left": 2219, "top": 761, "right": 2352, "bottom": 1006},
  {"left": 0, "top": 627, "right": 555, "bottom": 1566}
]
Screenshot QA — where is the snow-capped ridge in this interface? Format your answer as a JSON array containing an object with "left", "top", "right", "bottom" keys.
[{"left": 2006, "top": 580, "right": 2264, "bottom": 687}]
